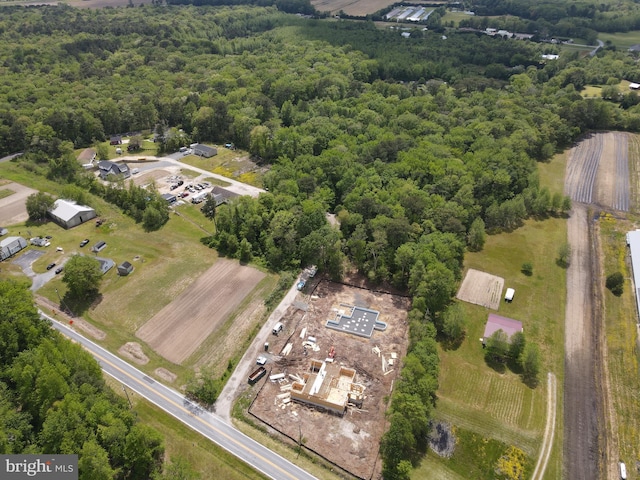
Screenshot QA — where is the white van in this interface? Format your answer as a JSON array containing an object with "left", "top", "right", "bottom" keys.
[
  {"left": 272, "top": 322, "right": 283, "bottom": 335},
  {"left": 620, "top": 462, "right": 627, "bottom": 480}
]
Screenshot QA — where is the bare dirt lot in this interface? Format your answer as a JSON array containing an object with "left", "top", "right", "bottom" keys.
[
  {"left": 455, "top": 268, "right": 504, "bottom": 310},
  {"left": 565, "top": 132, "right": 630, "bottom": 211},
  {"left": 136, "top": 258, "right": 266, "bottom": 364},
  {"left": 248, "top": 280, "right": 410, "bottom": 480},
  {"left": 563, "top": 130, "right": 632, "bottom": 479},
  {"left": 0, "top": 181, "right": 37, "bottom": 226}
]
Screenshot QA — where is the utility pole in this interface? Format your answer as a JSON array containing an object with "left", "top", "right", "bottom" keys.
[{"left": 122, "top": 385, "right": 133, "bottom": 409}]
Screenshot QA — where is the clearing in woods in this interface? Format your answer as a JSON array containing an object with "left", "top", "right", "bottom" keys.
[
  {"left": 311, "top": 0, "right": 441, "bottom": 16},
  {"left": 0, "top": 181, "right": 37, "bottom": 226},
  {"left": 456, "top": 268, "right": 504, "bottom": 310},
  {"left": 136, "top": 258, "right": 266, "bottom": 364}
]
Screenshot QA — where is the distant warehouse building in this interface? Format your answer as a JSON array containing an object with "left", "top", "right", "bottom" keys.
[
  {"left": 0, "top": 236, "right": 27, "bottom": 261},
  {"left": 626, "top": 229, "right": 640, "bottom": 319},
  {"left": 49, "top": 199, "right": 97, "bottom": 229},
  {"left": 192, "top": 144, "right": 217, "bottom": 158}
]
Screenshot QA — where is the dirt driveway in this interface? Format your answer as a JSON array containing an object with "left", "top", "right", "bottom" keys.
[{"left": 0, "top": 182, "right": 37, "bottom": 225}]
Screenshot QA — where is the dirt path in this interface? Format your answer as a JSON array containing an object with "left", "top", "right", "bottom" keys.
[
  {"left": 215, "top": 280, "right": 302, "bottom": 422},
  {"left": 531, "top": 372, "right": 557, "bottom": 480},
  {"left": 564, "top": 205, "right": 599, "bottom": 479}
]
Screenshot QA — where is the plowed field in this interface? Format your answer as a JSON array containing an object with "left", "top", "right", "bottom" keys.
[{"left": 136, "top": 258, "right": 265, "bottom": 364}]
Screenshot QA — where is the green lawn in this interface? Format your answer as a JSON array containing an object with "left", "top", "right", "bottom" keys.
[
  {"left": 598, "top": 31, "right": 640, "bottom": 50},
  {"left": 0, "top": 187, "right": 14, "bottom": 199},
  {"left": 415, "top": 159, "right": 567, "bottom": 478},
  {"left": 599, "top": 210, "right": 640, "bottom": 470},
  {"left": 181, "top": 148, "right": 264, "bottom": 187}
]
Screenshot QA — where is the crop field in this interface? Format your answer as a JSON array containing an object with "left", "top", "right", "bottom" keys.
[
  {"left": 136, "top": 258, "right": 266, "bottom": 364},
  {"left": 565, "top": 131, "right": 630, "bottom": 211},
  {"left": 311, "top": 0, "right": 442, "bottom": 16},
  {"left": 456, "top": 268, "right": 504, "bottom": 310}
]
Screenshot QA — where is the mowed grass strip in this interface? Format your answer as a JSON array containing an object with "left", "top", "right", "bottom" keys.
[
  {"left": 598, "top": 31, "right": 640, "bottom": 50},
  {"left": 417, "top": 208, "right": 567, "bottom": 478},
  {"left": 599, "top": 216, "right": 640, "bottom": 468},
  {"left": 0, "top": 187, "right": 14, "bottom": 199}
]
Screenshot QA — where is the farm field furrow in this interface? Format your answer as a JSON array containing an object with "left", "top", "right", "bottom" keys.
[{"left": 136, "top": 258, "right": 265, "bottom": 364}]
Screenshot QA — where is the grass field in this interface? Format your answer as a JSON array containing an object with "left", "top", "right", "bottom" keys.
[
  {"left": 598, "top": 31, "right": 640, "bottom": 49},
  {"left": 599, "top": 213, "right": 640, "bottom": 472},
  {"left": 414, "top": 156, "right": 568, "bottom": 479},
  {"left": 181, "top": 149, "right": 264, "bottom": 187}
]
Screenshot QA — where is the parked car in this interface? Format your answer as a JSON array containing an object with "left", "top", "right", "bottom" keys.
[
  {"left": 177, "top": 180, "right": 184, "bottom": 186},
  {"left": 80, "top": 239, "right": 90, "bottom": 247},
  {"left": 256, "top": 356, "right": 267, "bottom": 366},
  {"left": 46, "top": 263, "right": 56, "bottom": 270},
  {"left": 45, "top": 235, "right": 53, "bottom": 239},
  {"left": 55, "top": 266, "right": 63, "bottom": 274}
]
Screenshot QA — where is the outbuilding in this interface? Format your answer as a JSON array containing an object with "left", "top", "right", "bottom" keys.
[
  {"left": 117, "top": 261, "right": 134, "bottom": 276},
  {"left": 0, "top": 236, "right": 27, "bottom": 261},
  {"left": 0, "top": 227, "right": 7, "bottom": 237},
  {"left": 161, "top": 193, "right": 177, "bottom": 204},
  {"left": 98, "top": 161, "right": 131, "bottom": 180},
  {"left": 504, "top": 288, "right": 515, "bottom": 302},
  {"left": 482, "top": 314, "right": 523, "bottom": 344},
  {"left": 192, "top": 144, "right": 218, "bottom": 158},
  {"left": 48, "top": 199, "right": 97, "bottom": 229}
]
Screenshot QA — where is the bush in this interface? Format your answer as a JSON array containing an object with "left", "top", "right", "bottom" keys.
[
  {"left": 521, "top": 262, "right": 533, "bottom": 276},
  {"left": 605, "top": 272, "right": 624, "bottom": 296}
]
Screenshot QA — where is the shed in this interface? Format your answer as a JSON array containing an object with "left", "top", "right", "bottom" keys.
[
  {"left": 117, "top": 261, "right": 133, "bottom": 276},
  {"left": 630, "top": 82, "right": 640, "bottom": 90},
  {"left": 161, "top": 193, "right": 177, "bottom": 204},
  {"left": 49, "top": 199, "right": 97, "bottom": 229},
  {"left": 504, "top": 288, "right": 515, "bottom": 302},
  {"left": 95, "top": 256, "right": 115, "bottom": 274},
  {"left": 110, "top": 135, "right": 122, "bottom": 145},
  {"left": 483, "top": 313, "right": 523, "bottom": 343},
  {"left": 0, "top": 227, "right": 7, "bottom": 237},
  {"left": 192, "top": 144, "right": 218, "bottom": 158},
  {"left": 0, "top": 236, "right": 27, "bottom": 261}
]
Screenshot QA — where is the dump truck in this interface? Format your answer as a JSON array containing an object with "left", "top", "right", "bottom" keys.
[{"left": 248, "top": 366, "right": 266, "bottom": 385}]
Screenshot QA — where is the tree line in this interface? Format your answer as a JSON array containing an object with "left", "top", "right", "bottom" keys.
[{"left": 0, "top": 280, "right": 165, "bottom": 479}]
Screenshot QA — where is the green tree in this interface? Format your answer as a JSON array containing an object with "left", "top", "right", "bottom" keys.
[
  {"left": 521, "top": 262, "right": 533, "bottom": 276},
  {"left": 142, "top": 204, "right": 169, "bottom": 232},
  {"left": 467, "top": 217, "right": 486, "bottom": 252},
  {"left": 79, "top": 439, "right": 117, "bottom": 480},
  {"left": 509, "top": 331, "right": 526, "bottom": 363},
  {"left": 62, "top": 255, "right": 102, "bottom": 300},
  {"left": 441, "top": 303, "right": 466, "bottom": 343},
  {"left": 124, "top": 424, "right": 164, "bottom": 480},
  {"left": 95, "top": 143, "right": 109, "bottom": 161},
  {"left": 25, "top": 192, "right": 55, "bottom": 222},
  {"left": 485, "top": 330, "right": 509, "bottom": 365},
  {"left": 557, "top": 243, "right": 572, "bottom": 268},
  {"left": 520, "top": 342, "right": 541, "bottom": 386},
  {"left": 238, "top": 238, "right": 252, "bottom": 263},
  {"left": 605, "top": 271, "right": 624, "bottom": 296},
  {"left": 200, "top": 195, "right": 217, "bottom": 228}
]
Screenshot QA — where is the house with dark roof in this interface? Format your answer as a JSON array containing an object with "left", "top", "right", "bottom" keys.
[
  {"left": 110, "top": 135, "right": 122, "bottom": 145},
  {"left": 211, "top": 185, "right": 239, "bottom": 205},
  {"left": 98, "top": 161, "right": 131, "bottom": 180},
  {"left": 482, "top": 314, "right": 523, "bottom": 343},
  {"left": 161, "top": 193, "right": 177, "bottom": 204},
  {"left": 49, "top": 199, "right": 97, "bottom": 229},
  {"left": 192, "top": 144, "right": 218, "bottom": 158}
]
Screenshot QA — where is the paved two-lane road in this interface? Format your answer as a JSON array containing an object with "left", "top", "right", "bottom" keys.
[{"left": 43, "top": 312, "right": 316, "bottom": 480}]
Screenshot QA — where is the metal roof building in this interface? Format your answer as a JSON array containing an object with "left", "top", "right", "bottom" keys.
[
  {"left": 0, "top": 236, "right": 27, "bottom": 261},
  {"left": 626, "top": 229, "right": 640, "bottom": 319},
  {"left": 49, "top": 199, "right": 97, "bottom": 229}
]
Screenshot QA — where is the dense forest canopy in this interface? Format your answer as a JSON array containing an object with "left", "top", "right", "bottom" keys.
[
  {"left": 1, "top": 4, "right": 640, "bottom": 476},
  {"left": 0, "top": 280, "right": 164, "bottom": 479}
]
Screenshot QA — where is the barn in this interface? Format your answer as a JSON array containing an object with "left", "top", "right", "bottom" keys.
[
  {"left": 482, "top": 313, "right": 523, "bottom": 343},
  {"left": 192, "top": 144, "right": 218, "bottom": 158},
  {"left": 0, "top": 236, "right": 27, "bottom": 261},
  {"left": 49, "top": 200, "right": 97, "bottom": 229}
]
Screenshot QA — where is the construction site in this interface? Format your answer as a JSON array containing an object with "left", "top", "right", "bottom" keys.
[{"left": 248, "top": 280, "right": 410, "bottom": 479}]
